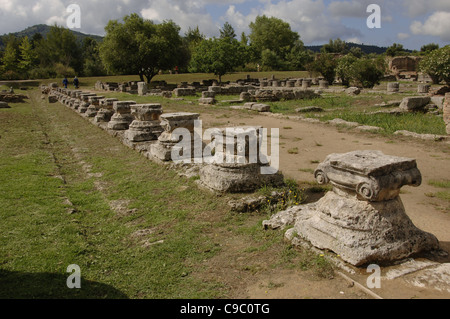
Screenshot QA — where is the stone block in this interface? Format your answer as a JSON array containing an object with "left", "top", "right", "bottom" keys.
[
  {"left": 399, "top": 96, "right": 431, "bottom": 111},
  {"left": 263, "top": 150, "right": 439, "bottom": 266}
]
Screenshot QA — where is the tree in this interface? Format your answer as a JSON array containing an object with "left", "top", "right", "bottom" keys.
[
  {"left": 185, "top": 26, "right": 205, "bottom": 46},
  {"left": 82, "top": 37, "right": 106, "bottom": 77},
  {"left": 419, "top": 45, "right": 450, "bottom": 85},
  {"left": 306, "top": 53, "right": 338, "bottom": 84},
  {"left": 386, "top": 43, "right": 406, "bottom": 57},
  {"left": 18, "top": 36, "right": 37, "bottom": 76},
  {"left": 100, "top": 14, "right": 184, "bottom": 83},
  {"left": 350, "top": 58, "right": 384, "bottom": 88},
  {"left": 220, "top": 22, "right": 236, "bottom": 40},
  {"left": 321, "top": 38, "right": 349, "bottom": 54},
  {"left": 249, "top": 15, "right": 300, "bottom": 58},
  {"left": 189, "top": 37, "right": 247, "bottom": 83},
  {"left": 336, "top": 54, "right": 358, "bottom": 87},
  {"left": 420, "top": 43, "right": 439, "bottom": 55}
]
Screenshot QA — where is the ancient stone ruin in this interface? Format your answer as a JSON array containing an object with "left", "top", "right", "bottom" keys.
[
  {"left": 444, "top": 93, "right": 450, "bottom": 135},
  {"left": 199, "top": 126, "right": 284, "bottom": 193},
  {"left": 125, "top": 104, "right": 163, "bottom": 142},
  {"left": 107, "top": 101, "right": 137, "bottom": 131},
  {"left": 150, "top": 112, "right": 200, "bottom": 162},
  {"left": 263, "top": 150, "right": 439, "bottom": 266}
]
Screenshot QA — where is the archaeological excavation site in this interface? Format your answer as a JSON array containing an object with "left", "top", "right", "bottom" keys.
[{"left": 1, "top": 4, "right": 450, "bottom": 304}]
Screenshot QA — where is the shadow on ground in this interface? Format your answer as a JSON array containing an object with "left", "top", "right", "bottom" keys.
[{"left": 0, "top": 269, "right": 128, "bottom": 299}]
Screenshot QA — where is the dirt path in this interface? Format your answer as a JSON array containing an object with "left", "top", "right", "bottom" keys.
[{"left": 163, "top": 104, "right": 450, "bottom": 298}]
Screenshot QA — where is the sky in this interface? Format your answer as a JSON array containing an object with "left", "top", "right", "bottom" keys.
[{"left": 0, "top": 0, "right": 449, "bottom": 50}]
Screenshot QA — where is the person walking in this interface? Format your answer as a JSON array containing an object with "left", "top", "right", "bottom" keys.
[
  {"left": 63, "top": 77, "right": 69, "bottom": 89},
  {"left": 73, "top": 76, "right": 79, "bottom": 89}
]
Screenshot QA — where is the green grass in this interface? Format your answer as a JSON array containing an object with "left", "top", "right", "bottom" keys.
[
  {"left": 1, "top": 89, "right": 332, "bottom": 299},
  {"left": 427, "top": 180, "right": 450, "bottom": 203}
]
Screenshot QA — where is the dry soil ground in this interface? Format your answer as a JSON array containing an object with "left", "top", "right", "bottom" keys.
[{"left": 165, "top": 102, "right": 450, "bottom": 299}]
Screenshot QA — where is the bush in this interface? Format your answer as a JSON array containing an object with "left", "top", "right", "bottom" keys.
[
  {"left": 306, "top": 53, "right": 338, "bottom": 84},
  {"left": 419, "top": 45, "right": 450, "bottom": 85},
  {"left": 351, "top": 58, "right": 384, "bottom": 88},
  {"left": 335, "top": 55, "right": 384, "bottom": 88},
  {"left": 28, "top": 67, "right": 57, "bottom": 79},
  {"left": 54, "top": 63, "right": 76, "bottom": 78}
]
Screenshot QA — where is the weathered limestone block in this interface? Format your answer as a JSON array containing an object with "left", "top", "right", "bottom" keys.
[
  {"left": 94, "top": 109, "right": 114, "bottom": 123},
  {"left": 444, "top": 93, "right": 450, "bottom": 135},
  {"left": 125, "top": 104, "right": 163, "bottom": 142},
  {"left": 0, "top": 101, "right": 10, "bottom": 108},
  {"left": 302, "top": 79, "right": 311, "bottom": 89},
  {"left": 314, "top": 150, "right": 422, "bottom": 202},
  {"left": 85, "top": 96, "right": 105, "bottom": 117},
  {"left": 346, "top": 87, "right": 361, "bottom": 95},
  {"left": 251, "top": 103, "right": 271, "bottom": 112},
  {"left": 387, "top": 82, "right": 400, "bottom": 92},
  {"left": 263, "top": 150, "right": 439, "bottom": 266},
  {"left": 319, "top": 80, "right": 329, "bottom": 89},
  {"left": 138, "top": 82, "right": 148, "bottom": 96},
  {"left": 286, "top": 80, "right": 296, "bottom": 88},
  {"left": 150, "top": 112, "right": 200, "bottom": 161},
  {"left": 417, "top": 84, "right": 430, "bottom": 94},
  {"left": 199, "top": 91, "right": 216, "bottom": 105},
  {"left": 107, "top": 101, "right": 136, "bottom": 130},
  {"left": 94, "top": 98, "right": 119, "bottom": 123},
  {"left": 48, "top": 95, "right": 58, "bottom": 103},
  {"left": 399, "top": 96, "right": 431, "bottom": 111},
  {"left": 199, "top": 127, "right": 284, "bottom": 193},
  {"left": 173, "top": 88, "right": 197, "bottom": 97}
]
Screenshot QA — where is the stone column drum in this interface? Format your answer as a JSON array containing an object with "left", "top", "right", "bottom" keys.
[
  {"left": 107, "top": 101, "right": 136, "bottom": 130},
  {"left": 444, "top": 93, "right": 450, "bottom": 135},
  {"left": 125, "top": 104, "right": 163, "bottom": 142},
  {"left": 263, "top": 150, "right": 439, "bottom": 266},
  {"left": 85, "top": 96, "right": 105, "bottom": 117},
  {"left": 94, "top": 98, "right": 118, "bottom": 123},
  {"left": 199, "top": 126, "right": 284, "bottom": 193},
  {"left": 150, "top": 112, "right": 200, "bottom": 161},
  {"left": 302, "top": 79, "right": 311, "bottom": 89},
  {"left": 78, "top": 93, "right": 97, "bottom": 113},
  {"left": 387, "top": 82, "right": 400, "bottom": 92},
  {"left": 319, "top": 80, "right": 329, "bottom": 89},
  {"left": 418, "top": 84, "right": 430, "bottom": 94}
]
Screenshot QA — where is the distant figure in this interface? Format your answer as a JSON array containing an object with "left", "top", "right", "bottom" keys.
[
  {"left": 63, "top": 77, "right": 69, "bottom": 89},
  {"left": 175, "top": 66, "right": 179, "bottom": 74},
  {"left": 73, "top": 76, "right": 79, "bottom": 89}
]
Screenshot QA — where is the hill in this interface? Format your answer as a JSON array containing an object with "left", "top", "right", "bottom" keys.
[
  {"left": 305, "top": 42, "right": 412, "bottom": 55},
  {"left": 0, "top": 24, "right": 103, "bottom": 49}
]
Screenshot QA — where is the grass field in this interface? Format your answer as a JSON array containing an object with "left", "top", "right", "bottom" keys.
[
  {"left": 41, "top": 71, "right": 445, "bottom": 137},
  {"left": 0, "top": 88, "right": 337, "bottom": 299}
]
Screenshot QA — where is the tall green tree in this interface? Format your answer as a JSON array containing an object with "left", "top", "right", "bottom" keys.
[
  {"left": 220, "top": 22, "right": 236, "bottom": 40},
  {"left": 321, "top": 38, "right": 349, "bottom": 54},
  {"left": 189, "top": 37, "right": 247, "bottom": 83},
  {"left": 100, "top": 14, "right": 184, "bottom": 83},
  {"left": 18, "top": 36, "right": 37, "bottom": 75},
  {"left": 249, "top": 15, "right": 300, "bottom": 58},
  {"left": 82, "top": 37, "right": 106, "bottom": 77},
  {"left": 306, "top": 53, "right": 338, "bottom": 84},
  {"left": 386, "top": 43, "right": 406, "bottom": 57},
  {"left": 419, "top": 45, "right": 450, "bottom": 85}
]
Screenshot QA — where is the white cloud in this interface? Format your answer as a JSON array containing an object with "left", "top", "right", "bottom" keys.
[
  {"left": 410, "top": 11, "right": 450, "bottom": 41},
  {"left": 403, "top": 0, "right": 450, "bottom": 18},
  {"left": 397, "top": 32, "right": 410, "bottom": 40}
]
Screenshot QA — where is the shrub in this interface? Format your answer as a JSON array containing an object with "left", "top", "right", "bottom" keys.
[
  {"left": 350, "top": 58, "right": 384, "bottom": 88},
  {"left": 419, "top": 45, "right": 450, "bottom": 85}
]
